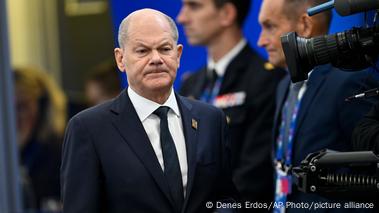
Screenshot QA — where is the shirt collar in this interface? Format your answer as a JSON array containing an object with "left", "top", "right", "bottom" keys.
[
  {"left": 128, "top": 87, "right": 180, "bottom": 122},
  {"left": 286, "top": 68, "right": 313, "bottom": 85},
  {"left": 207, "top": 38, "right": 246, "bottom": 77}
]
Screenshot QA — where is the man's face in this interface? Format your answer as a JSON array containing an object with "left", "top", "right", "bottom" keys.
[
  {"left": 177, "top": 0, "right": 225, "bottom": 45},
  {"left": 257, "top": 0, "right": 297, "bottom": 68},
  {"left": 115, "top": 15, "right": 182, "bottom": 96},
  {"left": 85, "top": 81, "right": 113, "bottom": 106}
]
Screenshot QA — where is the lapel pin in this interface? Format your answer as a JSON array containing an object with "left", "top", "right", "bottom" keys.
[{"left": 191, "top": 119, "right": 198, "bottom": 130}]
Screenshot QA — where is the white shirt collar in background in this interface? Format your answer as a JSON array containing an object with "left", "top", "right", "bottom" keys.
[
  {"left": 291, "top": 70, "right": 313, "bottom": 100},
  {"left": 207, "top": 38, "right": 247, "bottom": 77}
]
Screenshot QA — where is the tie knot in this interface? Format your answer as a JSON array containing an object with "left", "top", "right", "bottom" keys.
[
  {"left": 153, "top": 106, "right": 170, "bottom": 119},
  {"left": 209, "top": 69, "right": 218, "bottom": 82}
]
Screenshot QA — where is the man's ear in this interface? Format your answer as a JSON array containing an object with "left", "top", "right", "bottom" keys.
[
  {"left": 176, "top": 44, "right": 183, "bottom": 68},
  {"left": 114, "top": 48, "right": 126, "bottom": 72},
  {"left": 219, "top": 2, "right": 237, "bottom": 27},
  {"left": 296, "top": 13, "right": 313, "bottom": 38}
]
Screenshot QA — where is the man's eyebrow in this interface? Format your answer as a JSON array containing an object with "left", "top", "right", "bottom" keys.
[
  {"left": 133, "top": 38, "right": 173, "bottom": 46},
  {"left": 132, "top": 42, "right": 149, "bottom": 48},
  {"left": 159, "top": 41, "right": 173, "bottom": 46},
  {"left": 183, "top": 0, "right": 201, "bottom": 5},
  {"left": 261, "top": 19, "right": 275, "bottom": 26}
]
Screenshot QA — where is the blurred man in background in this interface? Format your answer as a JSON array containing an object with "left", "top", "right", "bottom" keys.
[
  {"left": 258, "top": 0, "right": 378, "bottom": 211},
  {"left": 177, "top": 0, "right": 284, "bottom": 209},
  {"left": 85, "top": 60, "right": 121, "bottom": 106}
]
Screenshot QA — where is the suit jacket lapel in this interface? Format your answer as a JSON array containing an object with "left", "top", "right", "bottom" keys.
[
  {"left": 295, "top": 66, "right": 329, "bottom": 135},
  {"left": 193, "top": 68, "right": 208, "bottom": 99},
  {"left": 274, "top": 74, "right": 290, "bottom": 137},
  {"left": 176, "top": 94, "right": 198, "bottom": 212},
  {"left": 109, "top": 90, "right": 175, "bottom": 208}
]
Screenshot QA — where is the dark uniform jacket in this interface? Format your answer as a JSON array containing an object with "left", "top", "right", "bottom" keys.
[{"left": 180, "top": 44, "right": 285, "bottom": 206}]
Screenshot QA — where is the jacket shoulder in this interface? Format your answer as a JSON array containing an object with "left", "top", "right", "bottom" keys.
[
  {"left": 69, "top": 99, "right": 114, "bottom": 126},
  {"left": 240, "top": 47, "right": 286, "bottom": 80},
  {"left": 325, "top": 66, "right": 377, "bottom": 89}
]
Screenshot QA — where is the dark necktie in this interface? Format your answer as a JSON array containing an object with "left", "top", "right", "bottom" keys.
[
  {"left": 153, "top": 106, "right": 184, "bottom": 212},
  {"left": 203, "top": 69, "right": 218, "bottom": 102},
  {"left": 207, "top": 69, "right": 218, "bottom": 92}
]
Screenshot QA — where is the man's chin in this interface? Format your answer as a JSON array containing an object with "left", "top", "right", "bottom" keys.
[
  {"left": 146, "top": 81, "right": 172, "bottom": 92},
  {"left": 268, "top": 57, "right": 284, "bottom": 69},
  {"left": 267, "top": 58, "right": 278, "bottom": 67},
  {"left": 186, "top": 37, "right": 205, "bottom": 46}
]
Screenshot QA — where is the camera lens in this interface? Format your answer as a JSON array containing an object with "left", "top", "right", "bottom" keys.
[
  {"left": 297, "top": 34, "right": 339, "bottom": 70},
  {"left": 281, "top": 26, "right": 378, "bottom": 83}
]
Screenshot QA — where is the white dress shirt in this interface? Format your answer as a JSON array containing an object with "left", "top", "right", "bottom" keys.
[
  {"left": 207, "top": 38, "right": 247, "bottom": 77},
  {"left": 296, "top": 70, "right": 313, "bottom": 100},
  {"left": 285, "top": 69, "right": 313, "bottom": 100},
  {"left": 128, "top": 87, "right": 188, "bottom": 195}
]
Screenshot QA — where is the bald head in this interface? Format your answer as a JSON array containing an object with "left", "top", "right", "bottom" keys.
[
  {"left": 118, "top": 9, "right": 179, "bottom": 49},
  {"left": 282, "top": 0, "right": 332, "bottom": 32}
]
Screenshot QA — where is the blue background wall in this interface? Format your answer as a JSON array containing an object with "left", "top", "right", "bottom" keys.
[{"left": 109, "top": 0, "right": 366, "bottom": 89}]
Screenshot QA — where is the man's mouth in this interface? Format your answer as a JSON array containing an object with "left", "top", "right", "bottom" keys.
[{"left": 146, "top": 70, "right": 167, "bottom": 75}]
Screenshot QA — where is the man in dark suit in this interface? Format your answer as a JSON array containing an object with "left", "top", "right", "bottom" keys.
[
  {"left": 258, "top": 0, "right": 378, "bottom": 212},
  {"left": 177, "top": 0, "right": 285, "bottom": 208},
  {"left": 61, "top": 9, "right": 236, "bottom": 213},
  {"left": 353, "top": 101, "right": 379, "bottom": 154}
]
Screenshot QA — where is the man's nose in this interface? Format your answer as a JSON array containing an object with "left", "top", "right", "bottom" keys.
[
  {"left": 176, "top": 7, "right": 187, "bottom": 24},
  {"left": 257, "top": 33, "right": 268, "bottom": 48},
  {"left": 150, "top": 50, "right": 164, "bottom": 65}
]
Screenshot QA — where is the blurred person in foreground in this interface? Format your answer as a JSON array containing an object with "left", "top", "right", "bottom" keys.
[
  {"left": 177, "top": 0, "right": 285, "bottom": 208},
  {"left": 85, "top": 60, "right": 122, "bottom": 106},
  {"left": 61, "top": 8, "right": 237, "bottom": 213},
  {"left": 14, "top": 67, "right": 66, "bottom": 212},
  {"left": 352, "top": 99, "right": 379, "bottom": 154},
  {"left": 257, "top": 0, "right": 378, "bottom": 212}
]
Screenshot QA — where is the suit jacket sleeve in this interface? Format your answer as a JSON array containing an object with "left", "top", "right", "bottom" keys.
[
  {"left": 61, "top": 116, "right": 103, "bottom": 213},
  {"left": 337, "top": 71, "right": 379, "bottom": 148},
  {"left": 352, "top": 101, "right": 379, "bottom": 154}
]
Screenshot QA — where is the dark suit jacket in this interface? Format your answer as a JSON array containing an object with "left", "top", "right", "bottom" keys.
[
  {"left": 352, "top": 100, "right": 379, "bottom": 154},
  {"left": 21, "top": 138, "right": 61, "bottom": 209},
  {"left": 274, "top": 65, "right": 378, "bottom": 211},
  {"left": 180, "top": 44, "right": 285, "bottom": 204},
  {"left": 61, "top": 90, "right": 236, "bottom": 213}
]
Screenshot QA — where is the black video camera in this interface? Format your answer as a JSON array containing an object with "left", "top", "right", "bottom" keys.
[{"left": 281, "top": 0, "right": 379, "bottom": 83}]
